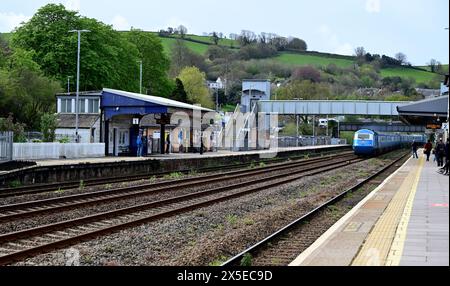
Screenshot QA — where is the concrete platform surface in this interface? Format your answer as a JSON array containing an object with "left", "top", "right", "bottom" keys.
[
  {"left": 33, "top": 145, "right": 347, "bottom": 167},
  {"left": 290, "top": 154, "right": 449, "bottom": 266}
]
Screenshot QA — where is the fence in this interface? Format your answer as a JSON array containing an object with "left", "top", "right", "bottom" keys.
[
  {"left": 13, "top": 143, "right": 105, "bottom": 160},
  {"left": 0, "top": 132, "right": 14, "bottom": 162},
  {"left": 277, "top": 136, "right": 347, "bottom": 148}
]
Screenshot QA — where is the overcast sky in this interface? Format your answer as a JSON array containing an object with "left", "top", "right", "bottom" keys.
[{"left": 0, "top": 0, "right": 448, "bottom": 65}]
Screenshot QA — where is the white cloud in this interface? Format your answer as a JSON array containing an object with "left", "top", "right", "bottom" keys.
[
  {"left": 334, "top": 43, "right": 354, "bottom": 56},
  {"left": 318, "top": 24, "right": 354, "bottom": 55},
  {"left": 0, "top": 12, "right": 30, "bottom": 32},
  {"left": 64, "top": 0, "right": 81, "bottom": 11},
  {"left": 111, "top": 15, "right": 130, "bottom": 31},
  {"left": 366, "top": 0, "right": 381, "bottom": 13},
  {"left": 165, "top": 17, "right": 189, "bottom": 30}
]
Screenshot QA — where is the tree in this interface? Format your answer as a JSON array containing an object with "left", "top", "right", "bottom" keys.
[
  {"left": 12, "top": 4, "right": 140, "bottom": 91},
  {"left": 0, "top": 114, "right": 26, "bottom": 142},
  {"left": 178, "top": 67, "right": 214, "bottom": 108},
  {"left": 286, "top": 37, "right": 307, "bottom": 51},
  {"left": 0, "top": 48, "right": 61, "bottom": 130},
  {"left": 211, "top": 32, "right": 220, "bottom": 45},
  {"left": 178, "top": 25, "right": 187, "bottom": 38},
  {"left": 270, "top": 36, "right": 288, "bottom": 51},
  {"left": 126, "top": 29, "right": 172, "bottom": 97},
  {"left": 428, "top": 59, "right": 440, "bottom": 73},
  {"left": 238, "top": 30, "right": 257, "bottom": 46},
  {"left": 395, "top": 52, "right": 407, "bottom": 65},
  {"left": 170, "top": 40, "right": 206, "bottom": 77},
  {"left": 354, "top": 47, "right": 366, "bottom": 58},
  {"left": 291, "top": 66, "right": 321, "bottom": 82},
  {"left": 40, "top": 113, "right": 58, "bottom": 142},
  {"left": 171, "top": 78, "right": 188, "bottom": 103}
]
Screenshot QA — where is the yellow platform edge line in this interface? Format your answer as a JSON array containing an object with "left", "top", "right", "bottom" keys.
[
  {"left": 289, "top": 156, "right": 413, "bottom": 266},
  {"left": 385, "top": 156, "right": 425, "bottom": 266},
  {"left": 352, "top": 156, "right": 422, "bottom": 266}
]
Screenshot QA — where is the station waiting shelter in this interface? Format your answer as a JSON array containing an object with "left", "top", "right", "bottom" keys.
[{"left": 100, "top": 88, "right": 213, "bottom": 156}]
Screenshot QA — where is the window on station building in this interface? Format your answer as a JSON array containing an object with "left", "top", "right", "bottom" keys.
[
  {"left": 60, "top": 98, "right": 72, "bottom": 113},
  {"left": 88, "top": 99, "right": 99, "bottom": 113},
  {"left": 78, "top": 99, "right": 85, "bottom": 113}
]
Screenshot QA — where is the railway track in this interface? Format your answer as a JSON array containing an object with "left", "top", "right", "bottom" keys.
[
  {"left": 0, "top": 153, "right": 363, "bottom": 265},
  {"left": 0, "top": 152, "right": 356, "bottom": 222},
  {"left": 0, "top": 149, "right": 351, "bottom": 198},
  {"left": 220, "top": 152, "right": 408, "bottom": 266}
]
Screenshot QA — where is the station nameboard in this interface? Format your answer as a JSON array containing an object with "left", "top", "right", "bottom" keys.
[{"left": 426, "top": 124, "right": 442, "bottom": 129}]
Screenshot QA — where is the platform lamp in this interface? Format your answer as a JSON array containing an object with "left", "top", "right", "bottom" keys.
[{"left": 69, "top": 29, "right": 91, "bottom": 143}]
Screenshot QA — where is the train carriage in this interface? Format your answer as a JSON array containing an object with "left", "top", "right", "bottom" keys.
[{"left": 353, "top": 129, "right": 426, "bottom": 156}]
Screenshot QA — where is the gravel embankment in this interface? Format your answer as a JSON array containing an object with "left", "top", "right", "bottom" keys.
[{"left": 11, "top": 155, "right": 395, "bottom": 266}]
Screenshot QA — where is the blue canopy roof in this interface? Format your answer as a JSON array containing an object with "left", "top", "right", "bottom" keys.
[{"left": 101, "top": 88, "right": 213, "bottom": 120}]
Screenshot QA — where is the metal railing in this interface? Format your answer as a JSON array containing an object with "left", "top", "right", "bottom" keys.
[
  {"left": 277, "top": 136, "right": 347, "bottom": 148},
  {"left": 0, "top": 132, "right": 14, "bottom": 162}
]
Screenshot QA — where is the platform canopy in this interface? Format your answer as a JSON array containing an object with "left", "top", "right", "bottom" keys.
[
  {"left": 397, "top": 95, "right": 448, "bottom": 126},
  {"left": 101, "top": 88, "right": 213, "bottom": 120}
]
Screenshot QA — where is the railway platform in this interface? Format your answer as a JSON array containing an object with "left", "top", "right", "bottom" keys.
[
  {"left": 290, "top": 154, "right": 449, "bottom": 266},
  {"left": 0, "top": 145, "right": 350, "bottom": 187},
  {"left": 31, "top": 145, "right": 347, "bottom": 167}
]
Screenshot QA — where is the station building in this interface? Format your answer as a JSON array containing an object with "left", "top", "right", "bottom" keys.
[
  {"left": 54, "top": 88, "right": 214, "bottom": 156},
  {"left": 55, "top": 91, "right": 102, "bottom": 143}
]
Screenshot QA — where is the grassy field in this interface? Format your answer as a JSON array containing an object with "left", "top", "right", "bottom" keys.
[
  {"left": 380, "top": 67, "right": 437, "bottom": 84},
  {"left": 416, "top": 65, "right": 449, "bottom": 73},
  {"left": 274, "top": 52, "right": 355, "bottom": 68},
  {"left": 159, "top": 37, "right": 210, "bottom": 55},
  {"left": 186, "top": 34, "right": 239, "bottom": 47}
]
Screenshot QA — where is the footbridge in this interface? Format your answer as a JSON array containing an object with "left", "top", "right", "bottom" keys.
[{"left": 258, "top": 100, "right": 410, "bottom": 116}]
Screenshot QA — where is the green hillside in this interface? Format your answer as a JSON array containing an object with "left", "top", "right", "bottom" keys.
[
  {"left": 1, "top": 30, "right": 443, "bottom": 85},
  {"left": 380, "top": 67, "right": 437, "bottom": 84},
  {"left": 416, "top": 65, "right": 449, "bottom": 73},
  {"left": 159, "top": 37, "right": 210, "bottom": 55},
  {"left": 274, "top": 52, "right": 354, "bottom": 68}
]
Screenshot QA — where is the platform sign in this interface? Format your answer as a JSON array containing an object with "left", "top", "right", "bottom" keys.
[
  {"left": 132, "top": 118, "right": 140, "bottom": 125},
  {"left": 426, "top": 124, "right": 441, "bottom": 129}
]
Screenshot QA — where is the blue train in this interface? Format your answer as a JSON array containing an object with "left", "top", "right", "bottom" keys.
[{"left": 353, "top": 129, "right": 427, "bottom": 156}]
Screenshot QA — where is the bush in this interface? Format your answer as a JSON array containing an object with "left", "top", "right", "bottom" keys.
[
  {"left": 40, "top": 113, "right": 57, "bottom": 142},
  {"left": 58, "top": 136, "right": 70, "bottom": 143},
  {"left": 236, "top": 43, "right": 277, "bottom": 60},
  {"left": 0, "top": 114, "right": 26, "bottom": 142}
]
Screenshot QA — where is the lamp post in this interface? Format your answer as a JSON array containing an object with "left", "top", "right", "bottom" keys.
[
  {"left": 137, "top": 60, "right": 143, "bottom": 94},
  {"left": 69, "top": 29, "right": 91, "bottom": 143}
]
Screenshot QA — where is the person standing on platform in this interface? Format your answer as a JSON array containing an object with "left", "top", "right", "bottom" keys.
[
  {"left": 424, "top": 140, "right": 433, "bottom": 161},
  {"left": 200, "top": 137, "right": 204, "bottom": 155},
  {"left": 435, "top": 139, "right": 445, "bottom": 167},
  {"left": 165, "top": 134, "right": 171, "bottom": 154},
  {"left": 136, "top": 134, "right": 143, "bottom": 157},
  {"left": 438, "top": 138, "right": 449, "bottom": 175},
  {"left": 411, "top": 140, "right": 418, "bottom": 159}
]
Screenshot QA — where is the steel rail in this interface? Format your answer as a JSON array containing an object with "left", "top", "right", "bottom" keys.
[
  {"left": 0, "top": 150, "right": 352, "bottom": 198},
  {"left": 220, "top": 153, "right": 408, "bottom": 266},
  {"left": 0, "top": 157, "right": 363, "bottom": 265},
  {"left": 0, "top": 153, "right": 356, "bottom": 222}
]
